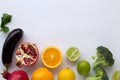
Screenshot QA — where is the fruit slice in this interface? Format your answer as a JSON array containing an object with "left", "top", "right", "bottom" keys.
[
  {"left": 16, "top": 42, "right": 39, "bottom": 67},
  {"left": 31, "top": 67, "right": 54, "bottom": 80},
  {"left": 58, "top": 68, "right": 75, "bottom": 80},
  {"left": 112, "top": 70, "right": 120, "bottom": 80},
  {"left": 66, "top": 47, "right": 80, "bottom": 61},
  {"left": 42, "top": 46, "right": 62, "bottom": 68}
]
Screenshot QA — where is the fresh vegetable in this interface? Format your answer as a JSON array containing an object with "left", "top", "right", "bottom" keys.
[
  {"left": 66, "top": 47, "right": 80, "bottom": 61},
  {"left": 92, "top": 46, "right": 114, "bottom": 68},
  {"left": 85, "top": 46, "right": 114, "bottom": 80},
  {"left": 42, "top": 46, "right": 62, "bottom": 68},
  {"left": 58, "top": 68, "right": 75, "bottom": 80},
  {"left": 2, "top": 70, "right": 29, "bottom": 80},
  {"left": 0, "top": 13, "right": 12, "bottom": 33},
  {"left": 77, "top": 60, "right": 90, "bottom": 76},
  {"left": 85, "top": 66, "right": 109, "bottom": 80},
  {"left": 16, "top": 42, "right": 39, "bottom": 67},
  {"left": 31, "top": 67, "right": 54, "bottom": 80},
  {"left": 2, "top": 28, "right": 23, "bottom": 70},
  {"left": 112, "top": 70, "right": 120, "bottom": 80}
]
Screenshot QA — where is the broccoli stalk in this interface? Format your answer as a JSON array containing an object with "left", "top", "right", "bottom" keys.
[
  {"left": 92, "top": 46, "right": 114, "bottom": 68},
  {"left": 86, "top": 67, "right": 109, "bottom": 80}
]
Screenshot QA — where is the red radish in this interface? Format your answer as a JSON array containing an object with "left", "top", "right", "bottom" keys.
[
  {"left": 16, "top": 42, "right": 39, "bottom": 67},
  {"left": 2, "top": 70, "right": 29, "bottom": 80}
]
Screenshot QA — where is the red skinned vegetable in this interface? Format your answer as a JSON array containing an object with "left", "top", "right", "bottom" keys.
[{"left": 2, "top": 70, "right": 29, "bottom": 80}]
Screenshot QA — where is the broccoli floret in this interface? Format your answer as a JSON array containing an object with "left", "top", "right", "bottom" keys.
[
  {"left": 86, "top": 67, "right": 109, "bottom": 80},
  {"left": 86, "top": 46, "right": 114, "bottom": 80},
  {"left": 92, "top": 46, "right": 114, "bottom": 68}
]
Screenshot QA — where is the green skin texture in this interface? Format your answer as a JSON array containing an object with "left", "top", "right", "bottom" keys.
[
  {"left": 112, "top": 70, "right": 120, "bottom": 80},
  {"left": 92, "top": 46, "right": 114, "bottom": 68},
  {"left": 77, "top": 60, "right": 90, "bottom": 76},
  {"left": 86, "top": 67, "right": 109, "bottom": 80}
]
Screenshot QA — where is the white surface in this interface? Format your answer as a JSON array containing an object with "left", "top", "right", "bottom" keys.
[{"left": 0, "top": 0, "right": 120, "bottom": 80}]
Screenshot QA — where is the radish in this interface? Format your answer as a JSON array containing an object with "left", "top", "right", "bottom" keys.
[{"left": 2, "top": 70, "right": 29, "bottom": 80}]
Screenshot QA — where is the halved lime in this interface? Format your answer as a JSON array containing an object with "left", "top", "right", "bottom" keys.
[
  {"left": 112, "top": 70, "right": 120, "bottom": 80},
  {"left": 66, "top": 47, "right": 80, "bottom": 61}
]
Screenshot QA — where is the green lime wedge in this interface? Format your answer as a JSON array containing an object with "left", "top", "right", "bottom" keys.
[
  {"left": 66, "top": 47, "right": 80, "bottom": 61},
  {"left": 112, "top": 70, "right": 120, "bottom": 80}
]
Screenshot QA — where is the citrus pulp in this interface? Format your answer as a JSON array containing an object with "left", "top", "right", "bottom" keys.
[{"left": 42, "top": 46, "right": 62, "bottom": 68}]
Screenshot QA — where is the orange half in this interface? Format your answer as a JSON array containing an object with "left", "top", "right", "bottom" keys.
[{"left": 42, "top": 46, "right": 62, "bottom": 68}]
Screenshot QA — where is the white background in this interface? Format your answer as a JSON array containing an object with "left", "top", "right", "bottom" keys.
[{"left": 0, "top": 0, "right": 120, "bottom": 80}]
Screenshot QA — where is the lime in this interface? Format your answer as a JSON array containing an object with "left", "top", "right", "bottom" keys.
[
  {"left": 66, "top": 47, "right": 80, "bottom": 61},
  {"left": 77, "top": 60, "right": 90, "bottom": 76},
  {"left": 112, "top": 70, "right": 120, "bottom": 80}
]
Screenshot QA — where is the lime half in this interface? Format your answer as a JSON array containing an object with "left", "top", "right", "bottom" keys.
[
  {"left": 112, "top": 70, "right": 120, "bottom": 80},
  {"left": 66, "top": 47, "right": 80, "bottom": 61}
]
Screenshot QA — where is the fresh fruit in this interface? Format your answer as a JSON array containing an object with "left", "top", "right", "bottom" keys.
[
  {"left": 16, "top": 42, "right": 39, "bottom": 67},
  {"left": 77, "top": 60, "right": 90, "bottom": 76},
  {"left": 2, "top": 70, "right": 29, "bottom": 80},
  {"left": 42, "top": 46, "right": 62, "bottom": 68},
  {"left": 2, "top": 28, "right": 23, "bottom": 70},
  {"left": 58, "top": 68, "right": 75, "bottom": 80},
  {"left": 112, "top": 70, "right": 120, "bottom": 80},
  {"left": 66, "top": 47, "right": 80, "bottom": 61},
  {"left": 31, "top": 67, "right": 54, "bottom": 80}
]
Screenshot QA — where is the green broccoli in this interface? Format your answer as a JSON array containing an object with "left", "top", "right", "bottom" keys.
[
  {"left": 92, "top": 46, "right": 114, "bottom": 68},
  {"left": 85, "top": 66, "right": 109, "bottom": 80}
]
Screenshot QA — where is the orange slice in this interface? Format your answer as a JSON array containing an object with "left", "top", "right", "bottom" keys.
[{"left": 42, "top": 46, "right": 62, "bottom": 68}]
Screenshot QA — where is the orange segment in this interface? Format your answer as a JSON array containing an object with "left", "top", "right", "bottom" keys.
[{"left": 42, "top": 46, "right": 62, "bottom": 68}]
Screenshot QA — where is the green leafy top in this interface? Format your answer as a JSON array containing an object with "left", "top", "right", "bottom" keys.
[{"left": 0, "top": 13, "right": 12, "bottom": 33}]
